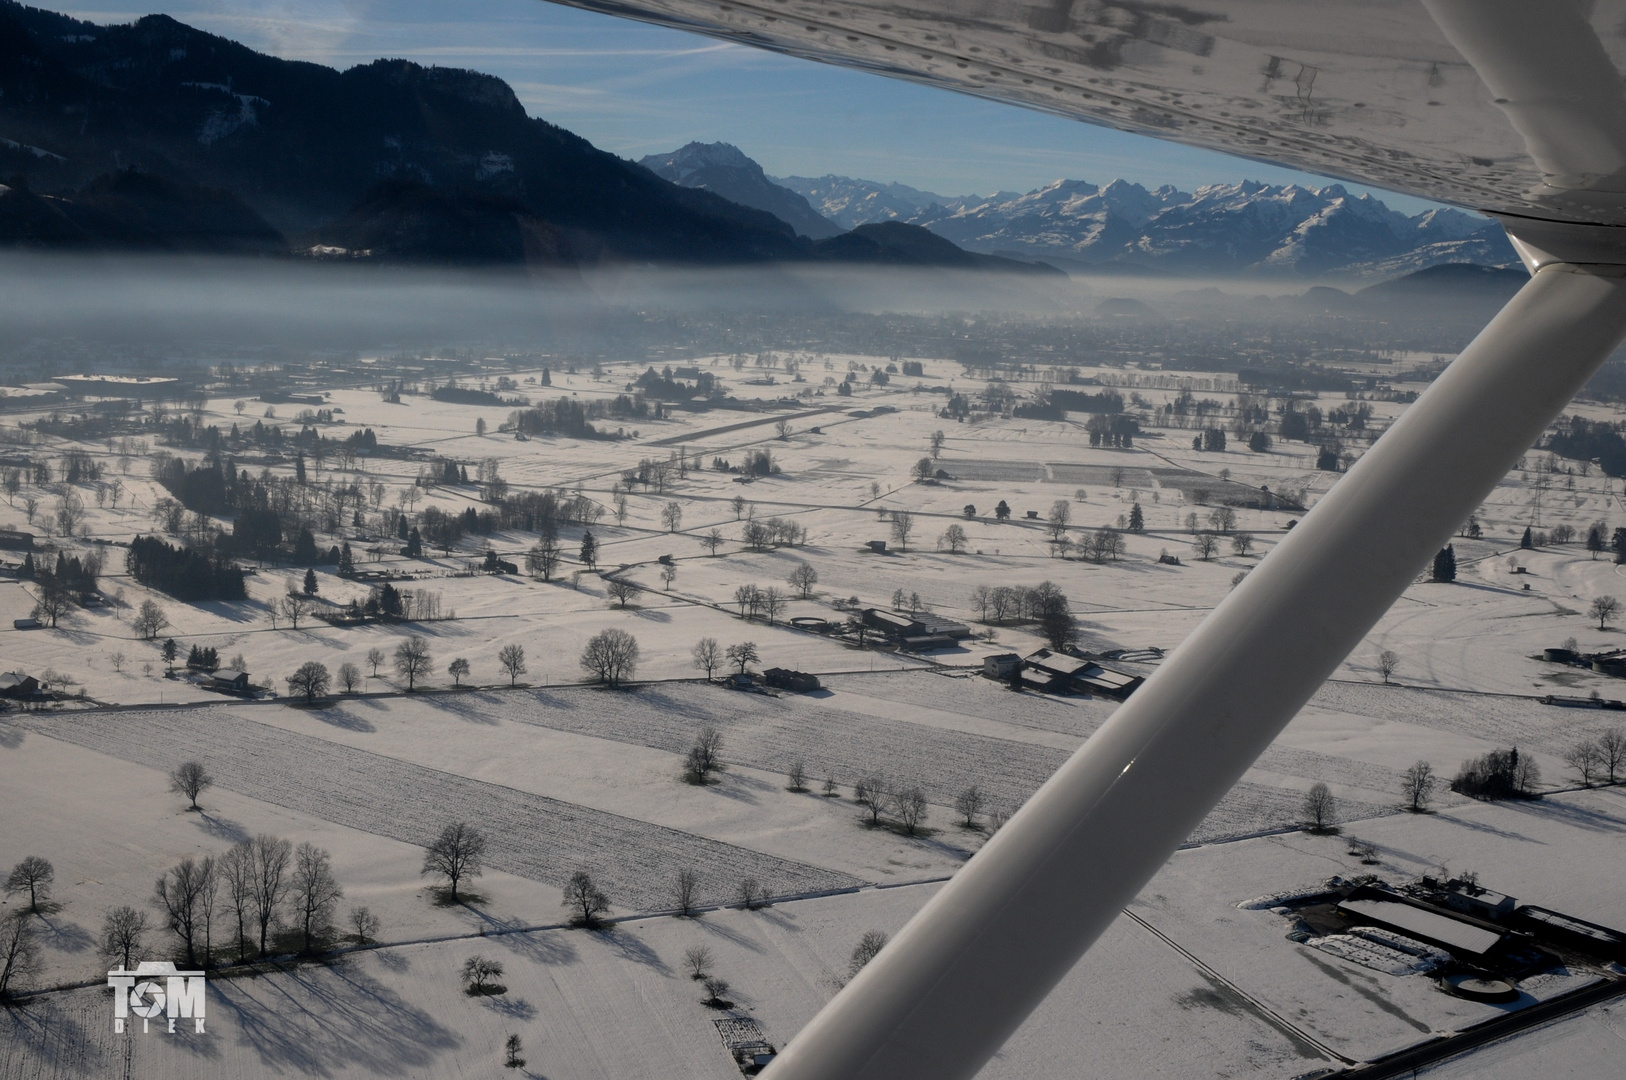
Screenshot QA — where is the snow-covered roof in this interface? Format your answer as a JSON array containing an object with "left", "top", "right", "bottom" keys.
[{"left": 1339, "top": 897, "right": 1502, "bottom": 956}]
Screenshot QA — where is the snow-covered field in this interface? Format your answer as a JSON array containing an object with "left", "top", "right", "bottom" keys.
[{"left": 3, "top": 352, "right": 1626, "bottom": 1077}]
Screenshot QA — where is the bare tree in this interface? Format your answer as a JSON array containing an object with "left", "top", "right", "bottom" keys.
[
  {"left": 726, "top": 641, "right": 759, "bottom": 675},
  {"left": 249, "top": 835, "right": 291, "bottom": 956},
  {"left": 279, "top": 591, "right": 310, "bottom": 630},
  {"left": 673, "top": 869, "right": 700, "bottom": 916},
  {"left": 787, "top": 760, "right": 808, "bottom": 791},
  {"left": 737, "top": 878, "right": 764, "bottom": 910},
  {"left": 285, "top": 661, "right": 331, "bottom": 703},
  {"left": 153, "top": 855, "right": 214, "bottom": 967},
  {"left": 1303, "top": 782, "right": 1338, "bottom": 833},
  {"left": 98, "top": 906, "right": 149, "bottom": 971},
  {"left": 692, "top": 637, "right": 722, "bottom": 680},
  {"left": 703, "top": 976, "right": 732, "bottom": 1006},
  {"left": 661, "top": 502, "right": 684, "bottom": 532},
  {"left": 1598, "top": 726, "right": 1625, "bottom": 784},
  {"left": 580, "top": 628, "right": 639, "bottom": 686},
  {"left": 606, "top": 578, "right": 638, "bottom": 608},
  {"left": 365, "top": 647, "right": 386, "bottom": 677},
  {"left": 892, "top": 786, "right": 928, "bottom": 835},
  {"left": 447, "top": 657, "right": 470, "bottom": 687},
  {"left": 219, "top": 842, "right": 254, "bottom": 962},
  {"left": 788, "top": 561, "right": 819, "bottom": 598},
  {"left": 422, "top": 823, "right": 487, "bottom": 902},
  {"left": 970, "top": 584, "right": 992, "bottom": 622},
  {"left": 684, "top": 944, "right": 713, "bottom": 979},
  {"left": 1401, "top": 761, "right": 1436, "bottom": 812},
  {"left": 1229, "top": 531, "right": 1255, "bottom": 556},
  {"left": 1566, "top": 739, "right": 1606, "bottom": 786},
  {"left": 939, "top": 524, "right": 968, "bottom": 554},
  {"left": 954, "top": 786, "right": 984, "bottom": 828},
  {"left": 462, "top": 955, "right": 505, "bottom": 994},
  {"left": 394, "top": 636, "right": 432, "bottom": 690},
  {"left": 760, "top": 585, "right": 785, "bottom": 625},
  {"left": 1377, "top": 650, "right": 1400, "bottom": 684},
  {"left": 889, "top": 510, "right": 915, "bottom": 552},
  {"left": 30, "top": 575, "right": 72, "bottom": 628},
  {"left": 133, "top": 599, "right": 169, "bottom": 640},
  {"left": 1192, "top": 531, "right": 1219, "bottom": 561},
  {"left": 853, "top": 774, "right": 887, "bottom": 826},
  {"left": 4, "top": 857, "right": 54, "bottom": 912},
  {"left": 497, "top": 644, "right": 526, "bottom": 687},
  {"left": 686, "top": 726, "right": 724, "bottom": 784},
  {"left": 290, "top": 843, "right": 342, "bottom": 953},
  {"left": 1592, "top": 595, "right": 1621, "bottom": 630},
  {"left": 1047, "top": 499, "right": 1071, "bottom": 542},
  {"left": 563, "top": 870, "right": 610, "bottom": 927},
  {"left": 349, "top": 906, "right": 381, "bottom": 944},
  {"left": 0, "top": 914, "right": 41, "bottom": 1000},
  {"left": 337, "top": 661, "right": 361, "bottom": 693},
  {"left": 54, "top": 492, "right": 84, "bottom": 537},
  {"left": 526, "top": 536, "right": 562, "bottom": 581},
  {"left": 169, "top": 761, "right": 214, "bottom": 810},
  {"left": 848, "top": 930, "right": 888, "bottom": 979},
  {"left": 930, "top": 429, "right": 946, "bottom": 456},
  {"left": 702, "top": 528, "right": 725, "bottom": 555}
]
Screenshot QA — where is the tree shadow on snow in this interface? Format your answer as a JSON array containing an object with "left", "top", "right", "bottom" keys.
[
  {"left": 37, "top": 913, "right": 95, "bottom": 954},
  {"left": 426, "top": 693, "right": 502, "bottom": 726},
  {"left": 195, "top": 811, "right": 251, "bottom": 844},
  {"left": 312, "top": 706, "right": 376, "bottom": 733},
  {"left": 0, "top": 720, "right": 25, "bottom": 749},
  {"left": 463, "top": 908, "right": 579, "bottom": 967},
  {"left": 601, "top": 927, "right": 670, "bottom": 973},
  {"left": 215, "top": 957, "right": 461, "bottom": 1074}
]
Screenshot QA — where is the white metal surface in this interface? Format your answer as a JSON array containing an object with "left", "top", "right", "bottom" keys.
[{"left": 763, "top": 262, "right": 1626, "bottom": 1079}]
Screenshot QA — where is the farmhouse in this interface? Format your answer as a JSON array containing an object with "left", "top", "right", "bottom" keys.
[
  {"left": 1021, "top": 650, "right": 1144, "bottom": 699},
  {"left": 982, "top": 653, "right": 1021, "bottom": 679},
  {"left": 861, "top": 609, "right": 972, "bottom": 650},
  {"left": 763, "top": 668, "right": 820, "bottom": 693},
  {"left": 0, "top": 529, "right": 34, "bottom": 551},
  {"left": 209, "top": 670, "right": 252, "bottom": 695},
  {"left": 0, "top": 672, "right": 41, "bottom": 699}
]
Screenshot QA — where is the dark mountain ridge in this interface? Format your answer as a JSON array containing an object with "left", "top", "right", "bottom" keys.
[
  {"left": 0, "top": 3, "right": 1053, "bottom": 272},
  {"left": 0, "top": 4, "right": 789, "bottom": 263}
]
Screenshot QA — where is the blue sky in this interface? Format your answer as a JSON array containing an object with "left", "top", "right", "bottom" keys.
[{"left": 68, "top": 0, "right": 1448, "bottom": 213}]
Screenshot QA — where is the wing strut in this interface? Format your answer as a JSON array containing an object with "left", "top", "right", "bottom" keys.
[{"left": 765, "top": 251, "right": 1626, "bottom": 1080}]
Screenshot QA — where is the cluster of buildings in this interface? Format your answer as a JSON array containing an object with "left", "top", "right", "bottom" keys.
[{"left": 982, "top": 649, "right": 1144, "bottom": 699}]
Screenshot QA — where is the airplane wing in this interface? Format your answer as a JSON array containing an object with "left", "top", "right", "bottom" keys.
[{"left": 527, "top": 3, "right": 1626, "bottom": 1078}]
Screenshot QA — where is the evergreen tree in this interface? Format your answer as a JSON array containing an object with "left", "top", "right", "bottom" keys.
[
  {"left": 1520, "top": 526, "right": 1534, "bottom": 550},
  {"left": 303, "top": 568, "right": 319, "bottom": 596},
  {"left": 541, "top": 368, "right": 551, "bottom": 385},
  {"left": 405, "top": 527, "right": 423, "bottom": 558},
  {"left": 1128, "top": 503, "right": 1144, "bottom": 532},
  {"left": 294, "top": 528, "right": 319, "bottom": 564},
  {"left": 338, "top": 542, "right": 355, "bottom": 577},
  {"left": 18, "top": 552, "right": 34, "bottom": 579},
  {"left": 579, "top": 530, "right": 598, "bottom": 568},
  {"left": 397, "top": 516, "right": 409, "bottom": 540},
  {"left": 1431, "top": 544, "right": 1457, "bottom": 583},
  {"left": 294, "top": 454, "right": 307, "bottom": 484},
  {"left": 162, "top": 639, "right": 178, "bottom": 669}
]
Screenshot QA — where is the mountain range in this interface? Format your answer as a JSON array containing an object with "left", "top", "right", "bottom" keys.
[
  {"left": 630, "top": 139, "right": 1517, "bottom": 279},
  {"left": 769, "top": 172, "right": 1517, "bottom": 279},
  {"left": 0, "top": 1, "right": 1516, "bottom": 281},
  {"left": 0, "top": 3, "right": 1051, "bottom": 272}
]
